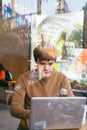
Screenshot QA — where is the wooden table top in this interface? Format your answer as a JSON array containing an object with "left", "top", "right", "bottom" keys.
[{"left": 6, "top": 80, "right": 16, "bottom": 84}]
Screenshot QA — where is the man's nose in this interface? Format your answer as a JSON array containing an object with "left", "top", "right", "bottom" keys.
[{"left": 44, "top": 64, "right": 49, "bottom": 69}]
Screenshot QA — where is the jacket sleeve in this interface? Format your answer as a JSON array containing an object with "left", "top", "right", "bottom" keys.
[
  {"left": 10, "top": 75, "right": 30, "bottom": 119},
  {"left": 61, "top": 75, "right": 74, "bottom": 97}
]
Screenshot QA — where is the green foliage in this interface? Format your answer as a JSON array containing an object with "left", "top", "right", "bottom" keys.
[
  {"left": 55, "top": 30, "right": 66, "bottom": 47},
  {"left": 59, "top": 30, "right": 66, "bottom": 41},
  {"left": 55, "top": 30, "right": 66, "bottom": 54},
  {"left": 68, "top": 23, "right": 83, "bottom": 47}
]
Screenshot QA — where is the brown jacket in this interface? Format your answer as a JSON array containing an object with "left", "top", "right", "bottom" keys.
[{"left": 10, "top": 70, "right": 74, "bottom": 129}]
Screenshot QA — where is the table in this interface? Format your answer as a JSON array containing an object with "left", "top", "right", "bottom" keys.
[
  {"left": 6, "top": 80, "right": 16, "bottom": 89},
  {"left": 6, "top": 80, "right": 16, "bottom": 84},
  {"left": 5, "top": 90, "right": 14, "bottom": 105}
]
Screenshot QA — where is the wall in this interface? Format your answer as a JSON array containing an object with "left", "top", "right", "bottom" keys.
[
  {"left": 0, "top": 30, "right": 29, "bottom": 80},
  {"left": 0, "top": 56, "right": 29, "bottom": 80}
]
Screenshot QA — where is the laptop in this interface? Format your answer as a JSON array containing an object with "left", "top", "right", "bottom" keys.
[{"left": 29, "top": 97, "right": 86, "bottom": 130}]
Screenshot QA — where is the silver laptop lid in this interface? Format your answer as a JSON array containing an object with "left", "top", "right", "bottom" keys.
[{"left": 29, "top": 97, "right": 86, "bottom": 130}]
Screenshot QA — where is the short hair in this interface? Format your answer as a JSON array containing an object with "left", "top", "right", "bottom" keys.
[{"left": 33, "top": 45, "right": 58, "bottom": 62}]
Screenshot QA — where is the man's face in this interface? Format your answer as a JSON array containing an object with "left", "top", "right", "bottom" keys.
[{"left": 36, "top": 60, "right": 55, "bottom": 78}]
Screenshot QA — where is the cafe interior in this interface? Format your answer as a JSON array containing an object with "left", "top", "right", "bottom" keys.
[{"left": 0, "top": 0, "right": 87, "bottom": 130}]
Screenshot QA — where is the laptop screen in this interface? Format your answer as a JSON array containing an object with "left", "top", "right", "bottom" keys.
[{"left": 29, "top": 97, "right": 86, "bottom": 130}]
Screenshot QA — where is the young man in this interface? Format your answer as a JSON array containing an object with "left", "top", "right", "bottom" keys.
[{"left": 10, "top": 45, "right": 74, "bottom": 130}]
